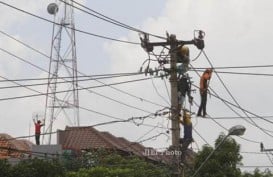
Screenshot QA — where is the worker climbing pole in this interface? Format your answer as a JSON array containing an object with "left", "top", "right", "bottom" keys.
[{"left": 140, "top": 30, "right": 205, "bottom": 177}]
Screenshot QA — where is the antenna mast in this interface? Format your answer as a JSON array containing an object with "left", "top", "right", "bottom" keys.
[{"left": 44, "top": 0, "right": 79, "bottom": 144}]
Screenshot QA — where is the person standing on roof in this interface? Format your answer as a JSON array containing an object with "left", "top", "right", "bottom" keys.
[
  {"left": 197, "top": 68, "right": 213, "bottom": 117},
  {"left": 33, "top": 119, "right": 44, "bottom": 145}
]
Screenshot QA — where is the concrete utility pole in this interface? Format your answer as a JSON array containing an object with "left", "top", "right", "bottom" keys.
[
  {"left": 169, "top": 34, "right": 182, "bottom": 177},
  {"left": 169, "top": 34, "right": 180, "bottom": 152},
  {"left": 140, "top": 31, "right": 204, "bottom": 177}
]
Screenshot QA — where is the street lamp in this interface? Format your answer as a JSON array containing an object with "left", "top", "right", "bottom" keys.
[{"left": 191, "top": 125, "right": 246, "bottom": 177}]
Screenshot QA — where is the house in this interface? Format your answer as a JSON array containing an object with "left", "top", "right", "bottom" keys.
[
  {"left": 0, "top": 133, "right": 32, "bottom": 161},
  {"left": 57, "top": 126, "right": 172, "bottom": 165}
]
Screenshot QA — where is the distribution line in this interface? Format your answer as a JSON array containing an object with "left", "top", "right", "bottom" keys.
[
  {"left": 0, "top": 75, "right": 155, "bottom": 90},
  {"left": 7, "top": 108, "right": 170, "bottom": 142},
  {"left": 193, "top": 64, "right": 273, "bottom": 70},
  {"left": 0, "top": 74, "right": 168, "bottom": 130},
  {"left": 202, "top": 50, "right": 273, "bottom": 137},
  {"left": 0, "top": 74, "right": 163, "bottom": 115},
  {"left": 203, "top": 116, "right": 273, "bottom": 120},
  {"left": 151, "top": 78, "right": 170, "bottom": 106},
  {"left": 0, "top": 1, "right": 139, "bottom": 45},
  {"left": 192, "top": 83, "right": 273, "bottom": 134},
  {"left": 2, "top": 115, "right": 171, "bottom": 163},
  {"left": 190, "top": 69, "right": 273, "bottom": 77},
  {"left": 0, "top": 47, "right": 166, "bottom": 114},
  {"left": 0, "top": 29, "right": 166, "bottom": 108},
  {"left": 191, "top": 100, "right": 260, "bottom": 144},
  {"left": 0, "top": 72, "right": 144, "bottom": 83},
  {"left": 64, "top": 0, "right": 166, "bottom": 40},
  {"left": 190, "top": 63, "right": 273, "bottom": 136}
]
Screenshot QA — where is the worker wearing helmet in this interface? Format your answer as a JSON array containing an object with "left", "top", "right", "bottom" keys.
[
  {"left": 197, "top": 68, "right": 213, "bottom": 117},
  {"left": 179, "top": 110, "right": 193, "bottom": 142},
  {"left": 177, "top": 74, "right": 193, "bottom": 112},
  {"left": 177, "top": 46, "right": 190, "bottom": 75}
]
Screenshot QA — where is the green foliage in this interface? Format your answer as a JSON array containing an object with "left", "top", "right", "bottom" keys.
[
  {"left": 11, "top": 158, "right": 65, "bottom": 177},
  {"left": 66, "top": 149, "right": 171, "bottom": 177},
  {"left": 62, "top": 150, "right": 83, "bottom": 171},
  {"left": 0, "top": 159, "right": 12, "bottom": 177},
  {"left": 242, "top": 169, "right": 273, "bottom": 177},
  {"left": 191, "top": 133, "right": 243, "bottom": 177}
]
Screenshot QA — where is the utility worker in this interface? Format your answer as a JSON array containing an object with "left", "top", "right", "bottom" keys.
[
  {"left": 177, "top": 45, "right": 190, "bottom": 75},
  {"left": 177, "top": 74, "right": 193, "bottom": 112},
  {"left": 33, "top": 119, "right": 44, "bottom": 145},
  {"left": 197, "top": 68, "right": 213, "bottom": 117},
  {"left": 179, "top": 110, "right": 193, "bottom": 143}
]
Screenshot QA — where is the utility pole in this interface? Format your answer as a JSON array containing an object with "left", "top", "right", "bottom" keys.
[
  {"left": 169, "top": 34, "right": 180, "bottom": 153},
  {"left": 140, "top": 31, "right": 204, "bottom": 177}
]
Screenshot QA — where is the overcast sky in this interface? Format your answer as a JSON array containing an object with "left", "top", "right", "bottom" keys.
[{"left": 1, "top": 0, "right": 273, "bottom": 172}]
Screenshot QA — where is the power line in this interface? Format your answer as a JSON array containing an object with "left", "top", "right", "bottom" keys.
[
  {"left": 190, "top": 69, "right": 273, "bottom": 77},
  {"left": 0, "top": 72, "right": 143, "bottom": 83},
  {"left": 190, "top": 63, "right": 273, "bottom": 129},
  {"left": 193, "top": 51, "right": 273, "bottom": 138},
  {"left": 202, "top": 116, "right": 273, "bottom": 120},
  {"left": 0, "top": 75, "right": 155, "bottom": 90},
  {"left": 190, "top": 64, "right": 273, "bottom": 136},
  {"left": 62, "top": 0, "right": 166, "bottom": 40},
  {"left": 0, "top": 29, "right": 166, "bottom": 109},
  {"left": 0, "top": 74, "right": 169, "bottom": 130},
  {"left": 7, "top": 108, "right": 170, "bottom": 142},
  {"left": 193, "top": 64, "right": 273, "bottom": 70},
  {"left": 151, "top": 77, "right": 170, "bottom": 106},
  {"left": 0, "top": 1, "right": 139, "bottom": 45},
  {"left": 192, "top": 83, "right": 273, "bottom": 135},
  {"left": 0, "top": 74, "right": 163, "bottom": 115},
  {"left": 0, "top": 47, "right": 166, "bottom": 114},
  {"left": 192, "top": 99, "right": 260, "bottom": 144}
]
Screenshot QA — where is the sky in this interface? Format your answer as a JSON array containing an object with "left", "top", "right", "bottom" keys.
[{"left": 1, "top": 0, "right": 273, "bottom": 172}]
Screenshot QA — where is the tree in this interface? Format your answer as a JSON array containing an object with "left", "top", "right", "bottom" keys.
[
  {"left": 191, "top": 133, "right": 243, "bottom": 177},
  {"left": 242, "top": 168, "right": 273, "bottom": 177},
  {"left": 66, "top": 149, "right": 172, "bottom": 177},
  {"left": 11, "top": 158, "right": 66, "bottom": 177},
  {"left": 0, "top": 159, "right": 12, "bottom": 177}
]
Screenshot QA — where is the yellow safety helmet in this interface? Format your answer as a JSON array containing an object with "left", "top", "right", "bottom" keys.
[{"left": 180, "top": 46, "right": 189, "bottom": 57}]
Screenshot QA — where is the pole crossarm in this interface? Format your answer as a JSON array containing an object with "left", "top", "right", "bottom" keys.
[{"left": 139, "top": 30, "right": 205, "bottom": 177}]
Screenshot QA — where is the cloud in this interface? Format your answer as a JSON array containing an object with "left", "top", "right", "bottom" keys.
[{"left": 104, "top": 0, "right": 273, "bottom": 165}]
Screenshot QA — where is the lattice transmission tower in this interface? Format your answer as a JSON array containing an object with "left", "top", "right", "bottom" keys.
[{"left": 44, "top": 1, "right": 80, "bottom": 144}]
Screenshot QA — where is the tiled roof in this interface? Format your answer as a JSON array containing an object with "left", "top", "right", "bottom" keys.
[
  {"left": 0, "top": 133, "right": 33, "bottom": 159},
  {"left": 58, "top": 126, "right": 171, "bottom": 164}
]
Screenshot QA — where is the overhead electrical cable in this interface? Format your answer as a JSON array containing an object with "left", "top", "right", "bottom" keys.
[
  {"left": 0, "top": 75, "right": 155, "bottom": 90},
  {"left": 202, "top": 50, "right": 273, "bottom": 137},
  {"left": 151, "top": 78, "right": 170, "bottom": 106},
  {"left": 0, "top": 47, "right": 166, "bottom": 114},
  {"left": 0, "top": 1, "right": 139, "bottom": 45},
  {"left": 192, "top": 83, "right": 273, "bottom": 134},
  {"left": 0, "top": 29, "right": 166, "bottom": 108},
  {"left": 190, "top": 62, "right": 273, "bottom": 137},
  {"left": 192, "top": 100, "right": 260, "bottom": 144},
  {"left": 203, "top": 116, "right": 273, "bottom": 120},
  {"left": 193, "top": 64, "right": 273, "bottom": 70},
  {"left": 61, "top": 0, "right": 166, "bottom": 40},
  {"left": 190, "top": 69, "right": 273, "bottom": 77}
]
